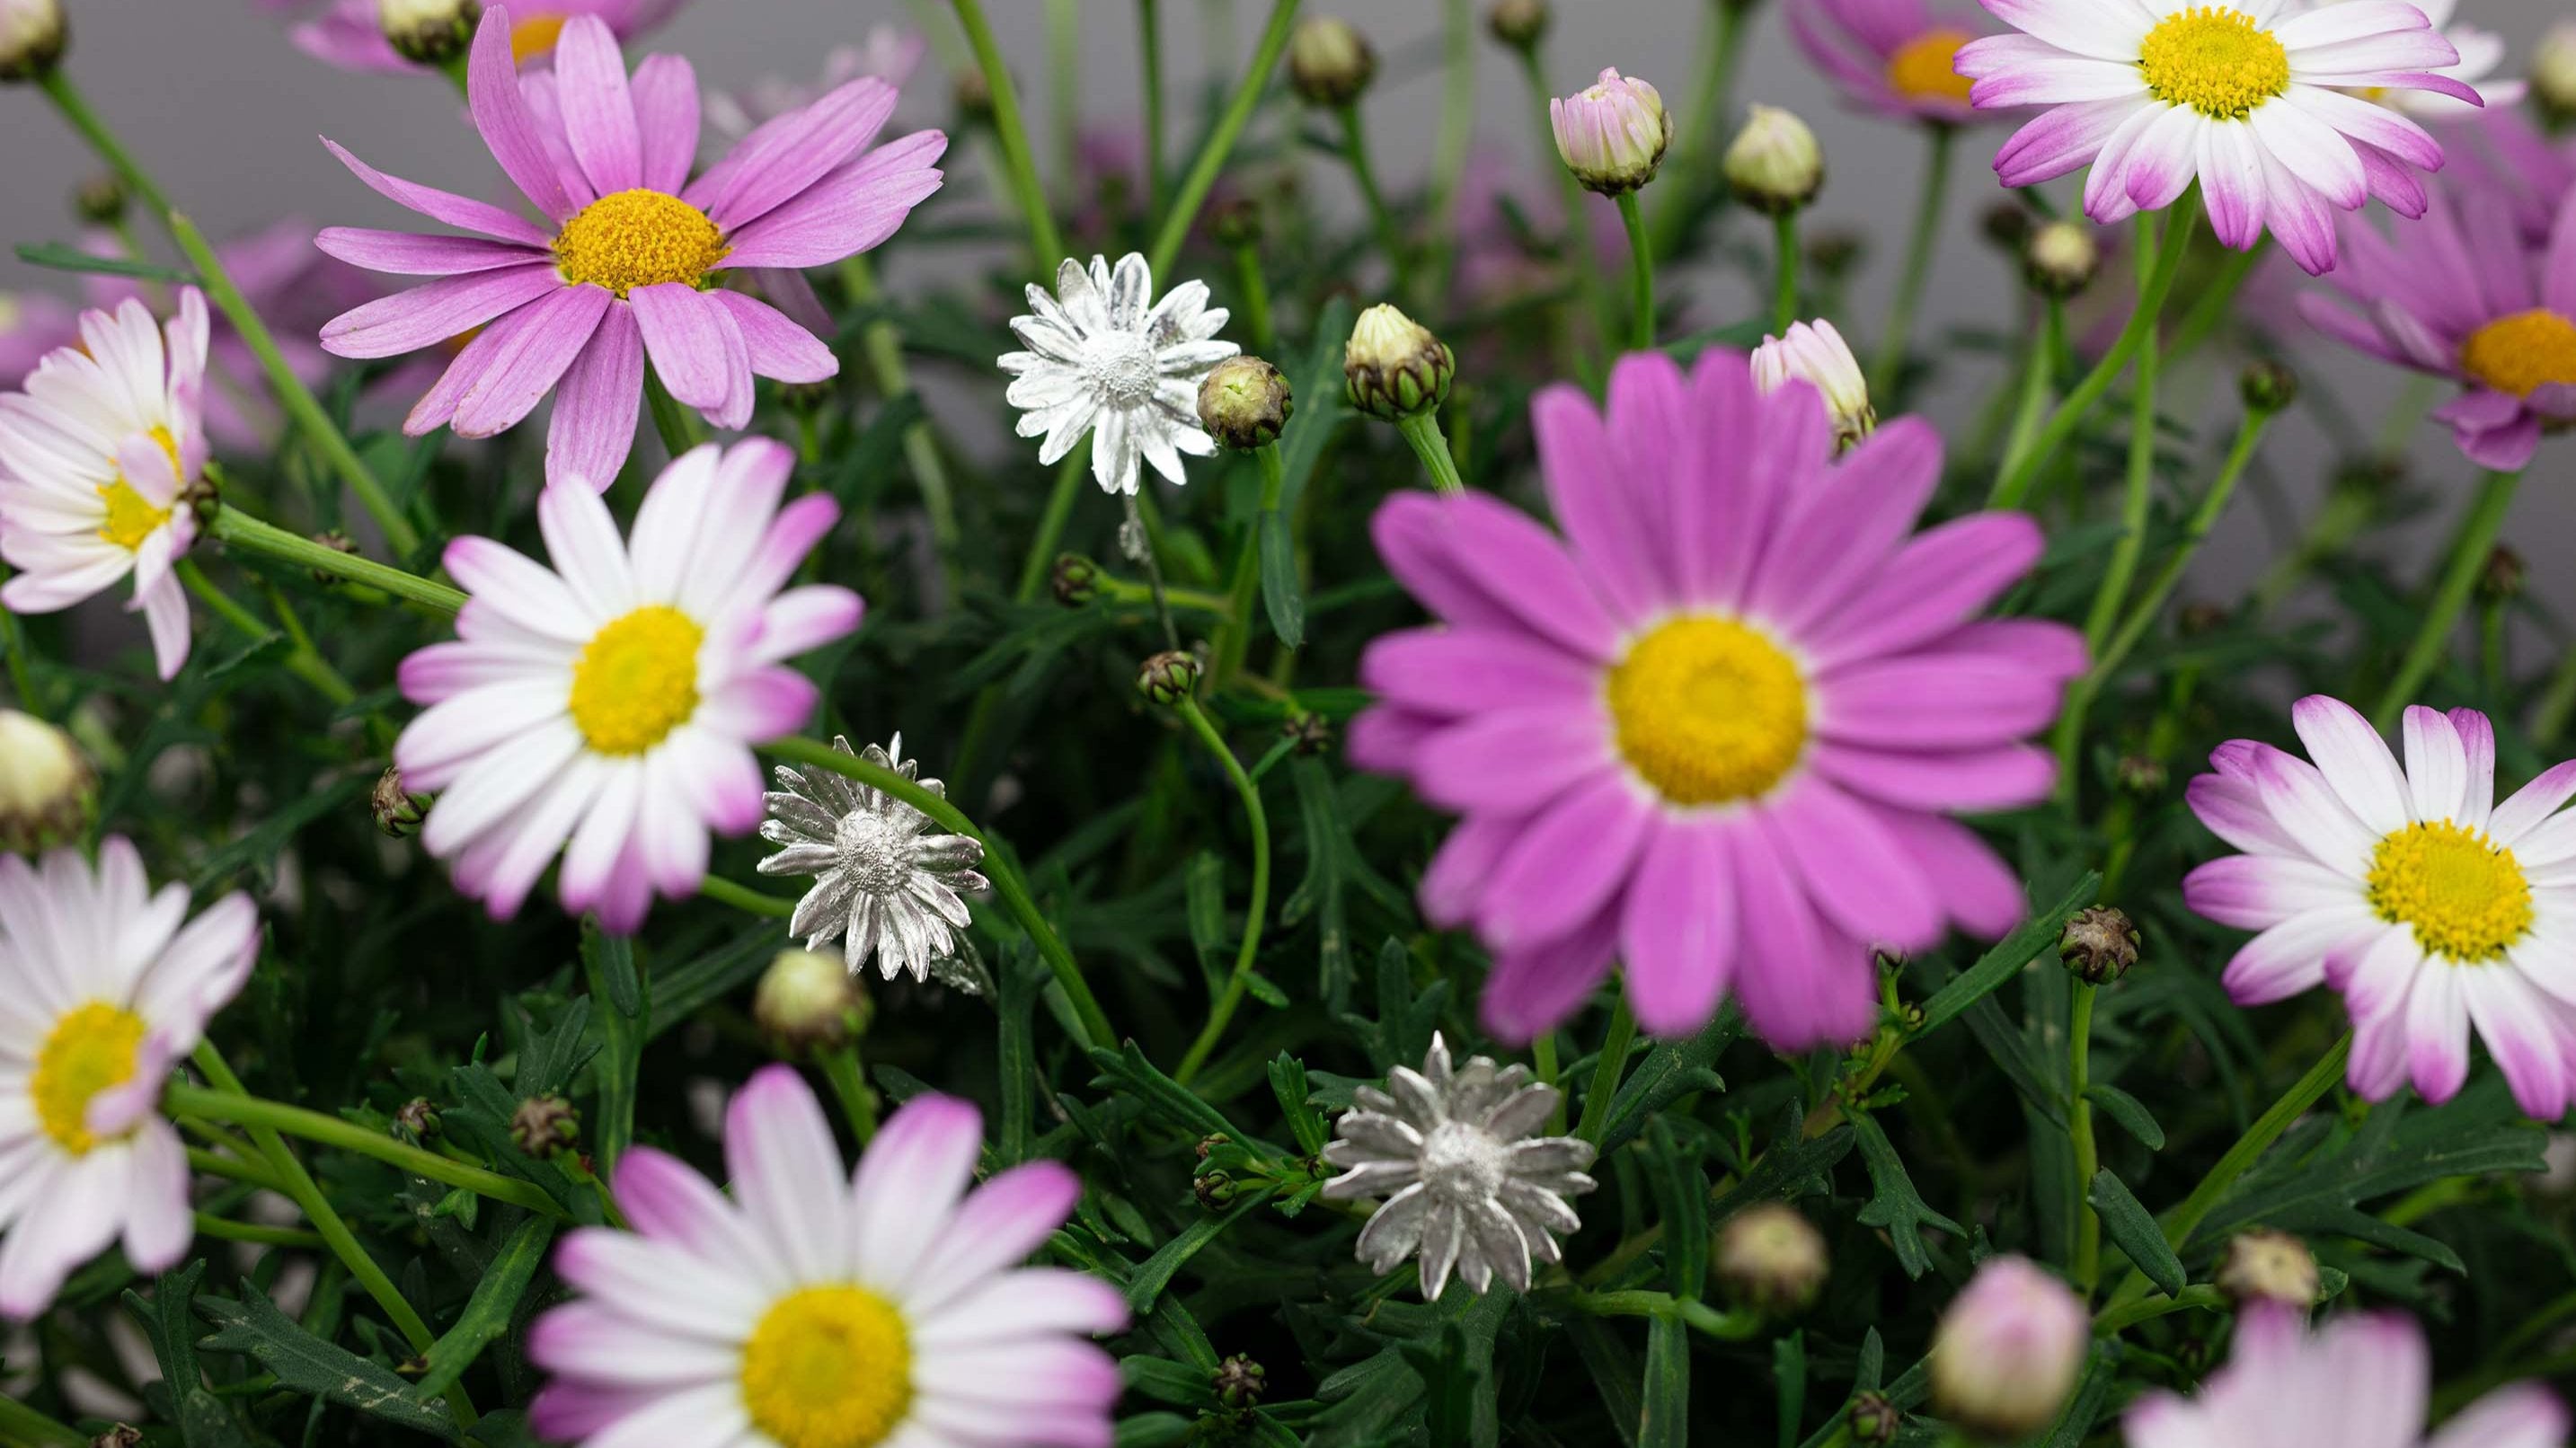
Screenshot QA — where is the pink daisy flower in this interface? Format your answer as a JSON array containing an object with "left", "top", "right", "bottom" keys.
[
  {"left": 1955, "top": 0, "right": 2477, "bottom": 274},
  {"left": 1790, "top": 0, "right": 1997, "bottom": 126},
  {"left": 2127, "top": 1306, "right": 2566, "bottom": 1448},
  {"left": 1348, "top": 349, "right": 2085, "bottom": 1049},
  {"left": 530, "top": 1068, "right": 1126, "bottom": 1448},
  {"left": 317, "top": 6, "right": 945, "bottom": 490},
  {"left": 290, "top": 0, "right": 687, "bottom": 75},
  {"left": 2297, "top": 184, "right": 2576, "bottom": 470},
  {"left": 394, "top": 439, "right": 862, "bottom": 933},
  {"left": 2182, "top": 697, "right": 2576, "bottom": 1118}
]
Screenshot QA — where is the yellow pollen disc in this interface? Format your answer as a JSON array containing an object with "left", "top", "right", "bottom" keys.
[
  {"left": 1606, "top": 615, "right": 1808, "bottom": 807},
  {"left": 2138, "top": 7, "right": 2290, "bottom": 119},
  {"left": 552, "top": 189, "right": 730, "bottom": 298},
  {"left": 32, "top": 1002, "right": 149, "bottom": 1155},
  {"left": 567, "top": 605, "right": 704, "bottom": 756},
  {"left": 738, "top": 1285, "right": 915, "bottom": 1448},
  {"left": 510, "top": 13, "right": 570, "bottom": 63},
  {"left": 2365, "top": 819, "right": 2532, "bottom": 963},
  {"left": 1885, "top": 29, "right": 1978, "bottom": 105},
  {"left": 2457, "top": 309, "right": 2576, "bottom": 400},
  {"left": 95, "top": 424, "right": 183, "bottom": 552}
]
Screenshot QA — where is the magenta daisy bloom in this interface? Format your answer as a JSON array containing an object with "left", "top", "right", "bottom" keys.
[
  {"left": 530, "top": 1068, "right": 1126, "bottom": 1448},
  {"left": 2182, "top": 697, "right": 2576, "bottom": 1118},
  {"left": 1348, "top": 349, "right": 2085, "bottom": 1049},
  {"left": 1955, "top": 0, "right": 2476, "bottom": 274},
  {"left": 317, "top": 6, "right": 945, "bottom": 490},
  {"left": 2127, "top": 1306, "right": 2566, "bottom": 1448},
  {"left": 291, "top": 0, "right": 687, "bottom": 75},
  {"left": 1790, "top": 0, "right": 1995, "bottom": 126},
  {"left": 394, "top": 440, "right": 862, "bottom": 933},
  {"left": 2299, "top": 185, "right": 2576, "bottom": 469}
]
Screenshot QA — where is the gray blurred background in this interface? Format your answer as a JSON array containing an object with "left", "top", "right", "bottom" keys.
[{"left": 0, "top": 0, "right": 2567, "bottom": 622}]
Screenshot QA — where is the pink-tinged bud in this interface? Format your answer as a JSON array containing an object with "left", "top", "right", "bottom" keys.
[
  {"left": 1551, "top": 67, "right": 1672, "bottom": 196},
  {"left": 1751, "top": 319, "right": 1873, "bottom": 452},
  {"left": 1930, "top": 1256, "right": 2088, "bottom": 1441}
]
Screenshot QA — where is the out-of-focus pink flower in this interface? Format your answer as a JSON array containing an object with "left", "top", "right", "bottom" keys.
[
  {"left": 704, "top": 27, "right": 927, "bottom": 143},
  {"left": 289, "top": 0, "right": 689, "bottom": 75},
  {"left": 1791, "top": 0, "right": 1996, "bottom": 127}
]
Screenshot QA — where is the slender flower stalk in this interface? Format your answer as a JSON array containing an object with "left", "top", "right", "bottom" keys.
[
  {"left": 1614, "top": 192, "right": 1655, "bottom": 350},
  {"left": 1014, "top": 444, "right": 1095, "bottom": 602},
  {"left": 1867, "top": 125, "right": 1952, "bottom": 397},
  {"left": 165, "top": 1079, "right": 570, "bottom": 1219},
  {"left": 208, "top": 505, "right": 465, "bottom": 614},
  {"left": 2371, "top": 470, "right": 2524, "bottom": 730},
  {"left": 1170, "top": 694, "right": 1272, "bottom": 1084},
  {"left": 1771, "top": 213, "right": 1799, "bottom": 333},
  {"left": 1650, "top": 0, "right": 1751, "bottom": 258},
  {"left": 2067, "top": 980, "right": 2101, "bottom": 1287},
  {"left": 841, "top": 254, "right": 960, "bottom": 574},
  {"left": 952, "top": 0, "right": 1067, "bottom": 266},
  {"left": 1572, "top": 999, "right": 1638, "bottom": 1145},
  {"left": 1148, "top": 0, "right": 1303, "bottom": 279},
  {"left": 1138, "top": 0, "right": 1167, "bottom": 225},
  {"left": 1511, "top": 43, "right": 1612, "bottom": 354},
  {"left": 1423, "top": 0, "right": 1477, "bottom": 300},
  {"left": 1338, "top": 105, "right": 1413, "bottom": 294},
  {"left": 1214, "top": 446, "right": 1288, "bottom": 684}
]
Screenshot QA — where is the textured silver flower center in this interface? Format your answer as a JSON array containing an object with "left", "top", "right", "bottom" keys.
[
  {"left": 833, "top": 810, "right": 915, "bottom": 895},
  {"left": 1419, "top": 1120, "right": 1509, "bottom": 1205},
  {"left": 1080, "top": 330, "right": 1160, "bottom": 406}
]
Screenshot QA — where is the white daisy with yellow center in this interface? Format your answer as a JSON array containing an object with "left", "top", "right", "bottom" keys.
[
  {"left": 393, "top": 439, "right": 863, "bottom": 933},
  {"left": 2183, "top": 696, "right": 2576, "bottom": 1119},
  {"left": 0, "top": 839, "right": 261, "bottom": 1319},
  {"left": 0, "top": 290, "right": 211, "bottom": 681},
  {"left": 529, "top": 1067, "right": 1127, "bottom": 1448}
]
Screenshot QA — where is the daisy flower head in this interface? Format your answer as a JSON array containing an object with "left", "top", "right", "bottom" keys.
[
  {"left": 0, "top": 839, "right": 261, "bottom": 1318},
  {"left": 0, "top": 288, "right": 210, "bottom": 681},
  {"left": 758, "top": 734, "right": 989, "bottom": 984},
  {"left": 1789, "top": 0, "right": 1995, "bottom": 126},
  {"left": 317, "top": 6, "right": 946, "bottom": 490},
  {"left": 1956, "top": 0, "right": 2482, "bottom": 274},
  {"left": 2298, "top": 184, "right": 2576, "bottom": 470},
  {"left": 1348, "top": 349, "right": 2086, "bottom": 1050},
  {"left": 292, "top": 0, "right": 688, "bottom": 75},
  {"left": 999, "top": 253, "right": 1238, "bottom": 497},
  {"left": 2182, "top": 696, "right": 2576, "bottom": 1118},
  {"left": 2126, "top": 1305, "right": 2567, "bottom": 1448},
  {"left": 530, "top": 1067, "right": 1127, "bottom": 1448},
  {"left": 394, "top": 439, "right": 863, "bottom": 934}
]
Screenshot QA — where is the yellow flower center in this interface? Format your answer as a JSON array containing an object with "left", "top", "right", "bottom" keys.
[
  {"left": 738, "top": 1285, "right": 915, "bottom": 1448},
  {"left": 567, "top": 605, "right": 704, "bottom": 756},
  {"left": 552, "top": 189, "right": 730, "bottom": 298},
  {"left": 32, "top": 1002, "right": 149, "bottom": 1156},
  {"left": 2458, "top": 309, "right": 2576, "bottom": 400},
  {"left": 1885, "top": 29, "right": 1978, "bottom": 105},
  {"left": 510, "top": 13, "right": 570, "bottom": 63},
  {"left": 1606, "top": 615, "right": 1808, "bottom": 807},
  {"left": 2139, "top": 7, "right": 2289, "bottom": 119},
  {"left": 2365, "top": 819, "right": 2532, "bottom": 963},
  {"left": 95, "top": 425, "right": 183, "bottom": 552}
]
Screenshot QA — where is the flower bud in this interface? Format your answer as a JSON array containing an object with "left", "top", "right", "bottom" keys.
[
  {"left": 73, "top": 174, "right": 126, "bottom": 227},
  {"left": 2058, "top": 905, "right": 2139, "bottom": 984},
  {"left": 392, "top": 1097, "right": 441, "bottom": 1145},
  {"left": 1208, "top": 196, "right": 1264, "bottom": 248},
  {"left": 0, "top": 0, "right": 65, "bottom": 83},
  {"left": 1213, "top": 1354, "right": 1268, "bottom": 1409},
  {"left": 1486, "top": 0, "right": 1548, "bottom": 49},
  {"left": 2536, "top": 22, "right": 2576, "bottom": 125},
  {"left": 1751, "top": 319, "right": 1873, "bottom": 452},
  {"left": 1554, "top": 68, "right": 1673, "bottom": 196},
  {"left": 2177, "top": 600, "right": 2229, "bottom": 637},
  {"left": 1051, "top": 552, "right": 1102, "bottom": 608},
  {"left": 952, "top": 66, "right": 994, "bottom": 125},
  {"left": 1198, "top": 357, "right": 1295, "bottom": 451},
  {"left": 509, "top": 1094, "right": 580, "bottom": 1158},
  {"left": 379, "top": 0, "right": 480, "bottom": 65},
  {"left": 754, "top": 948, "right": 866, "bottom": 1051},
  {"left": 1288, "top": 17, "right": 1376, "bottom": 108},
  {"left": 1716, "top": 1204, "right": 1829, "bottom": 1314},
  {"left": 1929, "top": 1256, "right": 2086, "bottom": 1442},
  {"left": 1344, "top": 303, "right": 1454, "bottom": 421},
  {"left": 90, "top": 1429, "right": 143, "bottom": 1448},
  {"left": 0, "top": 710, "right": 92, "bottom": 856},
  {"left": 1722, "top": 104, "right": 1822, "bottom": 214},
  {"left": 2023, "top": 219, "right": 2101, "bottom": 297},
  {"left": 2480, "top": 544, "right": 2525, "bottom": 605},
  {"left": 1283, "top": 713, "right": 1334, "bottom": 756},
  {"left": 1138, "top": 649, "right": 1204, "bottom": 705},
  {"left": 1981, "top": 201, "right": 2033, "bottom": 252},
  {"left": 2113, "top": 754, "right": 2166, "bottom": 798},
  {"left": 1848, "top": 1392, "right": 1900, "bottom": 1447},
  {"left": 371, "top": 764, "right": 428, "bottom": 838},
  {"left": 1805, "top": 228, "right": 1865, "bottom": 280},
  {"left": 2215, "top": 1230, "right": 2318, "bottom": 1310},
  {"left": 1193, "top": 1165, "right": 1241, "bottom": 1209},
  {"left": 2239, "top": 358, "right": 2299, "bottom": 413}
]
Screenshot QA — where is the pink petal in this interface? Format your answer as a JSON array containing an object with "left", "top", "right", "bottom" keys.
[
  {"left": 465, "top": 6, "right": 580, "bottom": 222},
  {"left": 318, "top": 137, "right": 554, "bottom": 247}
]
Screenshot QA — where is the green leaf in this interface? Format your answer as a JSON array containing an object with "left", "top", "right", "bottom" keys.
[
  {"left": 1124, "top": 1186, "right": 1277, "bottom": 1314},
  {"left": 586, "top": 923, "right": 642, "bottom": 1018},
  {"left": 127, "top": 1264, "right": 254, "bottom": 1448},
  {"left": 1258, "top": 510, "right": 1305, "bottom": 648},
  {"left": 646, "top": 924, "right": 779, "bottom": 1039},
  {"left": 1311, "top": 1346, "right": 1423, "bottom": 1448},
  {"left": 1646, "top": 1119, "right": 1712, "bottom": 1300},
  {"left": 1568, "top": 1320, "right": 1645, "bottom": 1448},
  {"left": 1600, "top": 1009, "right": 1738, "bottom": 1157},
  {"left": 196, "top": 1286, "right": 461, "bottom": 1441},
  {"left": 1849, "top": 1114, "right": 1962, "bottom": 1279},
  {"left": 188, "top": 775, "right": 365, "bottom": 894},
  {"left": 582, "top": 922, "right": 645, "bottom": 1176},
  {"left": 2090, "top": 1169, "right": 2184, "bottom": 1294},
  {"left": 2085, "top": 1082, "right": 2166, "bottom": 1150},
  {"left": 1283, "top": 759, "right": 1406, "bottom": 1011},
  {"left": 1772, "top": 1329, "right": 1806, "bottom": 1448},
  {"left": 1639, "top": 1315, "right": 1691, "bottom": 1448},
  {"left": 409, "top": 1214, "right": 556, "bottom": 1402},
  {"left": 516, "top": 995, "right": 598, "bottom": 1098},
  {"left": 1912, "top": 871, "right": 2099, "bottom": 1037},
  {"left": 16, "top": 240, "right": 197, "bottom": 282},
  {"left": 2039, "top": 1345, "right": 2119, "bottom": 1448},
  {"left": 1270, "top": 1052, "right": 1329, "bottom": 1156},
  {"left": 825, "top": 390, "right": 926, "bottom": 513},
  {"left": 1121, "top": 1355, "right": 1217, "bottom": 1407},
  {"left": 1709, "top": 1108, "right": 1855, "bottom": 1223},
  {"left": 1114, "top": 1412, "right": 1199, "bottom": 1447},
  {"left": 1275, "top": 297, "right": 1353, "bottom": 517},
  {"left": 1185, "top": 851, "right": 1228, "bottom": 998},
  {"left": 1089, "top": 1041, "right": 1246, "bottom": 1147}
]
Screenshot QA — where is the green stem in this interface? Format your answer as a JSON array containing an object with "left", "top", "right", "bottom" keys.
[
  {"left": 952, "top": 0, "right": 1068, "bottom": 267},
  {"left": 1616, "top": 190, "right": 1655, "bottom": 351},
  {"left": 1014, "top": 445, "right": 1094, "bottom": 602},
  {"left": 35, "top": 69, "right": 172, "bottom": 223},
  {"left": 1867, "top": 126, "right": 1954, "bottom": 398},
  {"left": 1573, "top": 999, "right": 1638, "bottom": 1146},
  {"left": 2094, "top": 1284, "right": 2224, "bottom": 1334},
  {"left": 1997, "top": 297, "right": 2065, "bottom": 481},
  {"left": 2252, "top": 481, "right": 2377, "bottom": 619},
  {"left": 642, "top": 362, "right": 704, "bottom": 459},
  {"left": 1422, "top": 0, "right": 1476, "bottom": 302},
  {"left": 1337, "top": 103, "right": 1412, "bottom": 294},
  {"left": 1649, "top": 0, "right": 1748, "bottom": 259},
  {"left": 0, "top": 1394, "right": 85, "bottom": 1448},
  {"left": 2069, "top": 982, "right": 2101, "bottom": 1290},
  {"left": 1535, "top": 1032, "right": 1564, "bottom": 1135},
  {"left": 1517, "top": 46, "right": 1613, "bottom": 357},
  {"left": 1771, "top": 210, "right": 1801, "bottom": 335},
  {"left": 1149, "top": 0, "right": 1303, "bottom": 279},
  {"left": 1990, "top": 201, "right": 2196, "bottom": 509},
  {"left": 841, "top": 254, "right": 960, "bottom": 570},
  {"left": 819, "top": 1045, "right": 882, "bottom": 1143},
  {"left": 1170, "top": 695, "right": 1273, "bottom": 1085},
  {"left": 764, "top": 736, "right": 1116, "bottom": 1046},
  {"left": 1396, "top": 412, "right": 1465, "bottom": 495},
  {"left": 209, "top": 505, "right": 465, "bottom": 614},
  {"left": 1047, "top": 0, "right": 1081, "bottom": 184},
  {"left": 2534, "top": 646, "right": 2576, "bottom": 745},
  {"left": 194, "top": 1213, "right": 328, "bottom": 1249},
  {"left": 177, "top": 560, "right": 356, "bottom": 706},
  {"left": 164, "top": 1079, "right": 570, "bottom": 1221},
  {"left": 1213, "top": 445, "right": 1288, "bottom": 686},
  {"left": 1139, "top": 0, "right": 1167, "bottom": 225},
  {"left": 2370, "top": 469, "right": 2522, "bottom": 731},
  {"left": 2162, "top": 240, "right": 2265, "bottom": 366},
  {"left": 1231, "top": 243, "right": 1276, "bottom": 352},
  {"left": 700, "top": 875, "right": 798, "bottom": 917}
]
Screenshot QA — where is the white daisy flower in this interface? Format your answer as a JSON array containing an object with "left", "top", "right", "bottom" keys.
[
  {"left": 758, "top": 733, "right": 989, "bottom": 984},
  {"left": 529, "top": 1067, "right": 1128, "bottom": 1448},
  {"left": 999, "top": 252, "right": 1237, "bottom": 497},
  {"left": 1957, "top": 0, "right": 2479, "bottom": 274},
  {"left": 394, "top": 439, "right": 863, "bottom": 934},
  {"left": 0, "top": 290, "right": 211, "bottom": 681},
  {"left": 2182, "top": 695, "right": 2576, "bottom": 1120},
  {"left": 1321, "top": 1032, "right": 1598, "bottom": 1300},
  {"left": 2310, "top": 0, "right": 2525, "bottom": 119},
  {"left": 0, "top": 839, "right": 261, "bottom": 1318}
]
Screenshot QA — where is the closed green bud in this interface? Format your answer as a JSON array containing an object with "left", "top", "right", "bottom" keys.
[
  {"left": 1344, "top": 304, "right": 1454, "bottom": 421},
  {"left": 1050, "top": 552, "right": 1102, "bottom": 607},
  {"left": 372, "top": 764, "right": 428, "bottom": 838},
  {"left": 0, "top": 710, "right": 92, "bottom": 856},
  {"left": 2239, "top": 358, "right": 2299, "bottom": 412},
  {"left": 1486, "top": 0, "right": 1548, "bottom": 49},
  {"left": 1722, "top": 104, "right": 1822, "bottom": 215},
  {"left": 73, "top": 174, "right": 126, "bottom": 227},
  {"left": 1138, "top": 650, "right": 1203, "bottom": 705},
  {"left": 2023, "top": 219, "right": 2101, "bottom": 296},
  {"left": 1288, "top": 17, "right": 1376, "bottom": 107},
  {"left": 2059, "top": 905, "right": 2139, "bottom": 984},
  {"left": 509, "top": 1094, "right": 580, "bottom": 1158},
  {"left": 2536, "top": 22, "right": 2576, "bottom": 125},
  {"left": 0, "top": 0, "right": 65, "bottom": 83},
  {"left": 1198, "top": 357, "right": 1294, "bottom": 450},
  {"left": 754, "top": 948, "right": 867, "bottom": 1051},
  {"left": 377, "top": 0, "right": 480, "bottom": 66}
]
